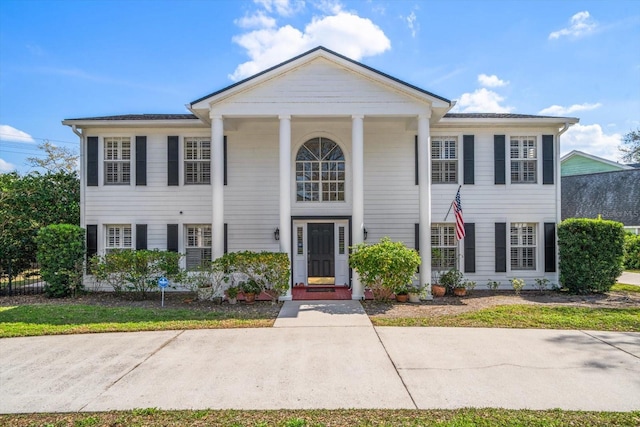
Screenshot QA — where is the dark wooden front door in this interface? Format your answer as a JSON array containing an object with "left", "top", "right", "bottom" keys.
[{"left": 308, "top": 223, "right": 335, "bottom": 278}]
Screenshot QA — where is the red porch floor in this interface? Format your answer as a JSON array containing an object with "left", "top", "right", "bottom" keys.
[{"left": 292, "top": 285, "right": 352, "bottom": 300}]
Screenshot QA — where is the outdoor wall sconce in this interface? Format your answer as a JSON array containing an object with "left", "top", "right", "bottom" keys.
[
  {"left": 364, "top": 228, "right": 368, "bottom": 240},
  {"left": 274, "top": 228, "right": 280, "bottom": 241}
]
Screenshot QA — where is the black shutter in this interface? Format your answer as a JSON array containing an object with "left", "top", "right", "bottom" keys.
[
  {"left": 542, "top": 135, "right": 554, "bottom": 185},
  {"left": 86, "top": 225, "right": 98, "bottom": 258},
  {"left": 544, "top": 222, "right": 556, "bottom": 272},
  {"left": 464, "top": 223, "right": 476, "bottom": 273},
  {"left": 136, "top": 224, "right": 148, "bottom": 250},
  {"left": 494, "top": 135, "right": 506, "bottom": 185},
  {"left": 167, "top": 224, "right": 179, "bottom": 252},
  {"left": 168, "top": 136, "right": 179, "bottom": 186},
  {"left": 495, "top": 223, "right": 507, "bottom": 272},
  {"left": 224, "top": 136, "right": 228, "bottom": 186},
  {"left": 414, "top": 223, "right": 420, "bottom": 252},
  {"left": 463, "top": 135, "right": 475, "bottom": 185},
  {"left": 224, "top": 223, "right": 228, "bottom": 254},
  {"left": 87, "top": 137, "right": 99, "bottom": 186},
  {"left": 136, "top": 136, "right": 147, "bottom": 186},
  {"left": 414, "top": 136, "right": 419, "bottom": 185}
]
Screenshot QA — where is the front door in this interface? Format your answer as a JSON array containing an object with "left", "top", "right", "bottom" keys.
[{"left": 307, "top": 223, "right": 335, "bottom": 284}]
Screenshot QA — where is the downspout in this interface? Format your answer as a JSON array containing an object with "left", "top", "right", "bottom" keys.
[
  {"left": 71, "top": 125, "right": 85, "bottom": 230},
  {"left": 555, "top": 122, "right": 571, "bottom": 281}
]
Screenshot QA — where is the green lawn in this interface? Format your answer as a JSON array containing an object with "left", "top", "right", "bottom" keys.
[
  {"left": 1, "top": 408, "right": 638, "bottom": 427},
  {"left": 0, "top": 304, "right": 274, "bottom": 338},
  {"left": 611, "top": 283, "right": 640, "bottom": 293},
  {"left": 371, "top": 305, "right": 640, "bottom": 331}
]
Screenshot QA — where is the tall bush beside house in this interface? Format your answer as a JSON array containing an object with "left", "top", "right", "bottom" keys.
[
  {"left": 349, "top": 237, "right": 421, "bottom": 300},
  {"left": 623, "top": 233, "right": 640, "bottom": 270},
  {"left": 90, "top": 250, "right": 184, "bottom": 299},
  {"left": 558, "top": 218, "right": 625, "bottom": 293},
  {"left": 36, "top": 224, "right": 85, "bottom": 298}
]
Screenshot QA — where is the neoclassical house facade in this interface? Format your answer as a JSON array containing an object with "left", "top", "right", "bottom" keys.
[{"left": 63, "top": 47, "right": 577, "bottom": 299}]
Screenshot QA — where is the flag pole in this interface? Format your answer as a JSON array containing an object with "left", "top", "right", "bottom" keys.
[{"left": 443, "top": 185, "right": 461, "bottom": 221}]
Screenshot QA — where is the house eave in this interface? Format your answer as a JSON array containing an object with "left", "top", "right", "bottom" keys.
[{"left": 62, "top": 119, "right": 206, "bottom": 128}]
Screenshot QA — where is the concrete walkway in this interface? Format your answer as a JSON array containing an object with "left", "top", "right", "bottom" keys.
[
  {"left": 1, "top": 300, "right": 639, "bottom": 413},
  {"left": 618, "top": 271, "right": 640, "bottom": 286}
]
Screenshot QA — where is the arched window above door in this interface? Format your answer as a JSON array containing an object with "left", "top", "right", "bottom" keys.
[{"left": 295, "top": 137, "right": 345, "bottom": 202}]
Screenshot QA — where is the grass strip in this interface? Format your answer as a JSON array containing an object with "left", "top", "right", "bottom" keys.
[
  {"left": 611, "top": 283, "right": 640, "bottom": 293},
  {"left": 0, "top": 408, "right": 638, "bottom": 427},
  {"left": 371, "top": 305, "right": 640, "bottom": 331},
  {"left": 0, "top": 304, "right": 274, "bottom": 337}
]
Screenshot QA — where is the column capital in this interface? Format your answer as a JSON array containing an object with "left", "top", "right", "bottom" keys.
[
  {"left": 209, "top": 112, "right": 223, "bottom": 120},
  {"left": 418, "top": 111, "right": 432, "bottom": 120},
  {"left": 352, "top": 114, "right": 364, "bottom": 120},
  {"left": 278, "top": 114, "right": 291, "bottom": 120}
]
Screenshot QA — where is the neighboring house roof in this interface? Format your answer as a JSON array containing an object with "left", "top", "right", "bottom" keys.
[
  {"left": 561, "top": 169, "right": 640, "bottom": 226},
  {"left": 560, "top": 150, "right": 634, "bottom": 177},
  {"left": 64, "top": 114, "right": 198, "bottom": 121}
]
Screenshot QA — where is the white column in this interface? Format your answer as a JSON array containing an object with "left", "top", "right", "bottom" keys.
[
  {"left": 279, "top": 115, "right": 293, "bottom": 300},
  {"left": 211, "top": 114, "right": 225, "bottom": 259},
  {"left": 351, "top": 114, "right": 365, "bottom": 300},
  {"left": 418, "top": 113, "right": 432, "bottom": 297}
]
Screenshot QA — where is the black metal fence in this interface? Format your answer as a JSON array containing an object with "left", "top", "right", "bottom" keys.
[{"left": 0, "top": 261, "right": 45, "bottom": 296}]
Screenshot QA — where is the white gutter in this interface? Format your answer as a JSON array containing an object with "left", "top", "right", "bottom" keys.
[
  {"left": 555, "top": 121, "right": 573, "bottom": 279},
  {"left": 71, "top": 125, "right": 85, "bottom": 231}
]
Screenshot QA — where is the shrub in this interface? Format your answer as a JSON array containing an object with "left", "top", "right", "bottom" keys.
[
  {"left": 623, "top": 233, "right": 640, "bottom": 270},
  {"left": 349, "top": 237, "right": 421, "bottom": 298},
  {"left": 218, "top": 251, "right": 290, "bottom": 301},
  {"left": 558, "top": 218, "right": 625, "bottom": 293},
  {"left": 182, "top": 259, "right": 227, "bottom": 299},
  {"left": 439, "top": 268, "right": 464, "bottom": 294},
  {"left": 510, "top": 278, "right": 525, "bottom": 295},
  {"left": 90, "top": 250, "right": 184, "bottom": 299},
  {"left": 534, "top": 278, "right": 550, "bottom": 293},
  {"left": 36, "top": 224, "right": 85, "bottom": 298},
  {"left": 486, "top": 279, "right": 500, "bottom": 291}
]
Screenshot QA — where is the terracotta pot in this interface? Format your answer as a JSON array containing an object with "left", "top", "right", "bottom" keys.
[
  {"left": 431, "top": 284, "right": 446, "bottom": 297},
  {"left": 453, "top": 287, "right": 466, "bottom": 297},
  {"left": 395, "top": 294, "right": 409, "bottom": 303},
  {"left": 244, "top": 292, "right": 256, "bottom": 304}
]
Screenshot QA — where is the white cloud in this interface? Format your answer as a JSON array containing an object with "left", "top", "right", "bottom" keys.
[
  {"left": 549, "top": 11, "right": 597, "bottom": 40},
  {"left": 538, "top": 102, "right": 602, "bottom": 116},
  {"left": 0, "top": 124, "right": 36, "bottom": 143},
  {"left": 230, "top": 11, "right": 390, "bottom": 81},
  {"left": 561, "top": 123, "right": 622, "bottom": 160},
  {"left": 236, "top": 11, "right": 277, "bottom": 29},
  {"left": 405, "top": 11, "right": 418, "bottom": 38},
  {"left": 478, "top": 73, "right": 508, "bottom": 88},
  {"left": 312, "top": 0, "right": 343, "bottom": 14},
  {"left": 254, "top": 0, "right": 305, "bottom": 16},
  {"left": 452, "top": 88, "right": 514, "bottom": 113},
  {"left": 0, "top": 158, "right": 16, "bottom": 172}
]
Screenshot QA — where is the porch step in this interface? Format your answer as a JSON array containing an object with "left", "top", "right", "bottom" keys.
[{"left": 292, "top": 285, "right": 352, "bottom": 300}]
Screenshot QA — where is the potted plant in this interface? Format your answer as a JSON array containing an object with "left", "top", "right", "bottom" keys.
[
  {"left": 241, "top": 279, "right": 261, "bottom": 304},
  {"left": 440, "top": 268, "right": 464, "bottom": 296},
  {"left": 430, "top": 270, "right": 446, "bottom": 297},
  {"left": 225, "top": 285, "right": 239, "bottom": 304},
  {"left": 407, "top": 283, "right": 424, "bottom": 303},
  {"left": 394, "top": 284, "right": 409, "bottom": 303},
  {"left": 453, "top": 283, "right": 466, "bottom": 297}
]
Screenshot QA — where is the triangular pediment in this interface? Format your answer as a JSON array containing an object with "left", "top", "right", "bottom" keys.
[{"left": 190, "top": 47, "right": 451, "bottom": 120}]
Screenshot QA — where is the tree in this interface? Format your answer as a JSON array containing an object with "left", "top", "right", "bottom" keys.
[
  {"left": 26, "top": 141, "right": 78, "bottom": 173},
  {"left": 37, "top": 224, "right": 85, "bottom": 297},
  {"left": 619, "top": 128, "right": 640, "bottom": 164},
  {"left": 0, "top": 171, "right": 80, "bottom": 275}
]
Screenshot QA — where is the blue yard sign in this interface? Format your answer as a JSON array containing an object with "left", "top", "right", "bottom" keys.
[{"left": 158, "top": 277, "right": 169, "bottom": 288}]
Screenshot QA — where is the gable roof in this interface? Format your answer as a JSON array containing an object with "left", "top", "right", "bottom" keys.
[
  {"left": 561, "top": 150, "right": 634, "bottom": 169},
  {"left": 190, "top": 46, "right": 452, "bottom": 107}
]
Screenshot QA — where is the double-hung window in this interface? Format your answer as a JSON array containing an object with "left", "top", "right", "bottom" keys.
[
  {"left": 184, "top": 137, "right": 211, "bottom": 184},
  {"left": 185, "top": 224, "right": 212, "bottom": 270},
  {"left": 106, "top": 225, "right": 132, "bottom": 252},
  {"left": 510, "top": 136, "right": 537, "bottom": 183},
  {"left": 431, "top": 224, "right": 457, "bottom": 270},
  {"left": 510, "top": 223, "right": 536, "bottom": 270},
  {"left": 104, "top": 137, "right": 131, "bottom": 184},
  {"left": 432, "top": 136, "right": 458, "bottom": 183}
]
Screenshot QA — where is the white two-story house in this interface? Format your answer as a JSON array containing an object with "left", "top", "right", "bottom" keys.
[{"left": 63, "top": 47, "right": 577, "bottom": 299}]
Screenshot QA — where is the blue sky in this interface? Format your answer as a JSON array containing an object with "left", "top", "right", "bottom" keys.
[{"left": 1, "top": 0, "right": 639, "bottom": 174}]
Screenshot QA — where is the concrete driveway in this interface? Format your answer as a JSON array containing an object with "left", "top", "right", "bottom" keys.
[{"left": 1, "top": 301, "right": 639, "bottom": 413}]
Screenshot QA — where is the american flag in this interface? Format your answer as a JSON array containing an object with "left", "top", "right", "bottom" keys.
[{"left": 453, "top": 187, "right": 465, "bottom": 240}]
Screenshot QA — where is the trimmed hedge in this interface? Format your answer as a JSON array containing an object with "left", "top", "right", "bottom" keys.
[
  {"left": 623, "top": 233, "right": 640, "bottom": 270},
  {"left": 36, "top": 224, "right": 85, "bottom": 298},
  {"left": 558, "top": 218, "right": 625, "bottom": 293}
]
